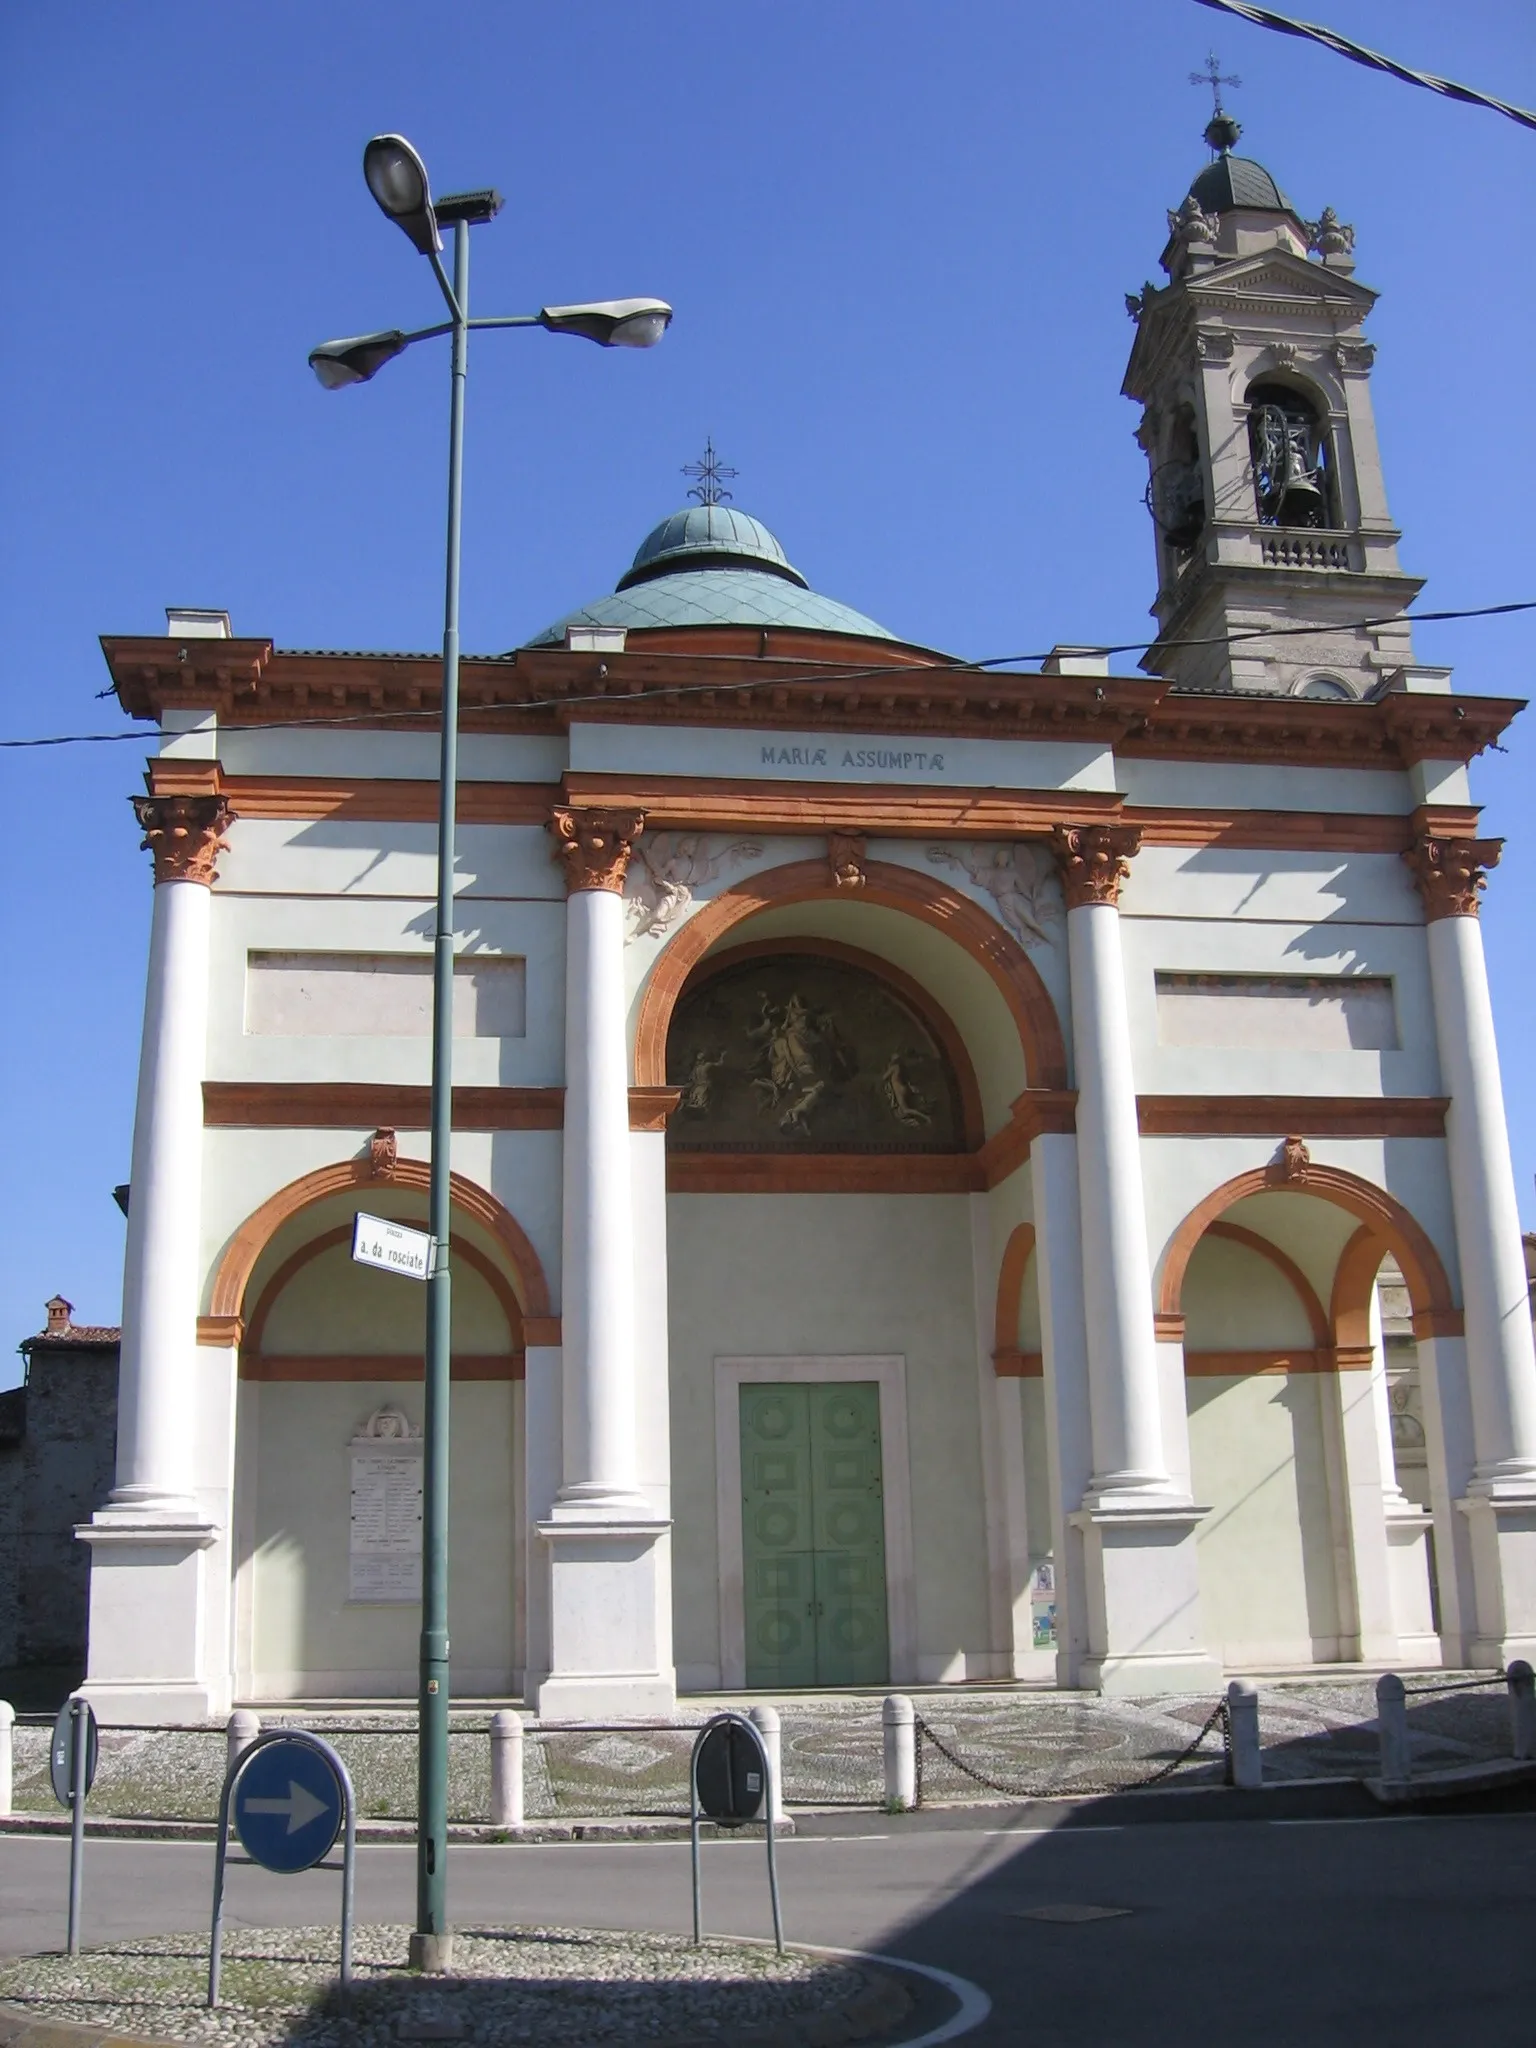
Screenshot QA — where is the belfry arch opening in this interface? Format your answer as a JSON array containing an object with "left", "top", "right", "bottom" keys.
[{"left": 1246, "top": 378, "right": 1336, "bottom": 529}]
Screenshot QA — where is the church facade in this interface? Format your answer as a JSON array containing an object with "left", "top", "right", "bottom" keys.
[{"left": 80, "top": 124, "right": 1536, "bottom": 1721}]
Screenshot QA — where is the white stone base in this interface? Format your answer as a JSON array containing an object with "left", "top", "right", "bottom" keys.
[
  {"left": 1070, "top": 1499, "right": 1222, "bottom": 1697},
  {"left": 534, "top": 1516, "right": 676, "bottom": 1721},
  {"left": 76, "top": 1515, "right": 226, "bottom": 1724},
  {"left": 1384, "top": 1505, "right": 1439, "bottom": 1663},
  {"left": 1460, "top": 1490, "right": 1536, "bottom": 1668}
]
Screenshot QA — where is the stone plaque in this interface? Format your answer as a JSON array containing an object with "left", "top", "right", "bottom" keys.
[{"left": 349, "top": 1409, "right": 423, "bottom": 1603}]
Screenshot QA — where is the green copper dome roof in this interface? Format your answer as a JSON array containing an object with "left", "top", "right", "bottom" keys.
[
  {"left": 619, "top": 505, "right": 807, "bottom": 589},
  {"left": 523, "top": 505, "right": 896, "bottom": 646},
  {"left": 1186, "top": 116, "right": 1292, "bottom": 214}
]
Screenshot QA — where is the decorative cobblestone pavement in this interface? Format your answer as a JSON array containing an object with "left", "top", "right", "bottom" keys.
[
  {"left": 1, "top": 1676, "right": 1512, "bottom": 1822},
  {"left": 0, "top": 1925, "right": 908, "bottom": 2048}
]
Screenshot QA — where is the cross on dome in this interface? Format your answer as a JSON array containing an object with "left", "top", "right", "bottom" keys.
[
  {"left": 682, "top": 437, "right": 738, "bottom": 507},
  {"left": 1190, "top": 50, "right": 1241, "bottom": 118}
]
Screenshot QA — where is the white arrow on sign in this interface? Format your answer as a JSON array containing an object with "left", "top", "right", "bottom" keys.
[{"left": 244, "top": 1780, "right": 330, "bottom": 1834}]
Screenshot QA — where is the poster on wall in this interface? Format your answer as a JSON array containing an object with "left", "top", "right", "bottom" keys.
[
  {"left": 1029, "top": 1560, "right": 1057, "bottom": 1648},
  {"left": 348, "top": 1408, "right": 423, "bottom": 1603}
]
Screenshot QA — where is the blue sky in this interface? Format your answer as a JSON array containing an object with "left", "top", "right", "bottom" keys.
[{"left": 1, "top": 1, "right": 1531, "bottom": 1378}]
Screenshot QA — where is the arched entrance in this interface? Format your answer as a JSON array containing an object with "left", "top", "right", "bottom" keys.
[
  {"left": 1159, "top": 1163, "right": 1455, "bottom": 1669},
  {"left": 650, "top": 872, "right": 1056, "bottom": 1692},
  {"left": 217, "top": 1159, "right": 551, "bottom": 1702}
]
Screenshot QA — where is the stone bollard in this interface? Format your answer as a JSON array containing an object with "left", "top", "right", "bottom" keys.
[
  {"left": 1376, "top": 1673, "right": 1410, "bottom": 1785},
  {"left": 749, "top": 1704, "right": 787, "bottom": 1825},
  {"left": 883, "top": 1694, "right": 916, "bottom": 1811},
  {"left": 226, "top": 1710, "right": 260, "bottom": 1779},
  {"left": 1226, "top": 1680, "right": 1263, "bottom": 1789},
  {"left": 0, "top": 1700, "right": 13, "bottom": 1817},
  {"left": 1508, "top": 1660, "right": 1535, "bottom": 1762},
  {"left": 490, "top": 1709, "right": 524, "bottom": 1827}
]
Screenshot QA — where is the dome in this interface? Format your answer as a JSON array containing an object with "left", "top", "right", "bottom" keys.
[
  {"left": 522, "top": 504, "right": 897, "bottom": 646},
  {"left": 619, "top": 505, "right": 806, "bottom": 590},
  {"left": 1186, "top": 115, "right": 1293, "bottom": 215}
]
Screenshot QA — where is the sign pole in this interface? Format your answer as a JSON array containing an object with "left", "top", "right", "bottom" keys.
[{"left": 66, "top": 1698, "right": 86, "bottom": 1956}]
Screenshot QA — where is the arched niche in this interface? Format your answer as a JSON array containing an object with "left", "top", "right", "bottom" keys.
[
  {"left": 633, "top": 856, "right": 1068, "bottom": 1119},
  {"left": 667, "top": 937, "right": 984, "bottom": 1156}
]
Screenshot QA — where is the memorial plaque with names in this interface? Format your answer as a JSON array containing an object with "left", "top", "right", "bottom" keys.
[{"left": 348, "top": 1412, "right": 423, "bottom": 1603}]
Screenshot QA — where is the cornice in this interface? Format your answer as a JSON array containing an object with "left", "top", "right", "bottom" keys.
[
  {"left": 114, "top": 644, "right": 1523, "bottom": 774},
  {"left": 202, "top": 1081, "right": 685, "bottom": 1132}
]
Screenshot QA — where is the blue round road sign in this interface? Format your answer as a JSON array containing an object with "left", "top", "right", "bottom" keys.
[{"left": 234, "top": 1738, "right": 345, "bottom": 1873}]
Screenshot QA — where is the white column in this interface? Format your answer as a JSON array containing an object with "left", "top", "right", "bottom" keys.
[
  {"left": 557, "top": 880, "right": 645, "bottom": 1514},
  {"left": 1030, "top": 1131, "right": 1093, "bottom": 1687},
  {"left": 79, "top": 795, "right": 230, "bottom": 1722},
  {"left": 537, "top": 809, "right": 674, "bottom": 1718},
  {"left": 1411, "top": 835, "right": 1536, "bottom": 1664},
  {"left": 1050, "top": 826, "right": 1216, "bottom": 1695}
]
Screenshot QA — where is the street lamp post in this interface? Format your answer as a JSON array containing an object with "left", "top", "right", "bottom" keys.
[{"left": 311, "top": 134, "right": 671, "bottom": 1969}]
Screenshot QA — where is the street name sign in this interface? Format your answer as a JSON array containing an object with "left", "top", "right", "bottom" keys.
[
  {"left": 352, "top": 1212, "right": 432, "bottom": 1282},
  {"left": 233, "top": 1736, "right": 346, "bottom": 1874}
]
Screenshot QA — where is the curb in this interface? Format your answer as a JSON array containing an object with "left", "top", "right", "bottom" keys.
[
  {"left": 0, "top": 1815, "right": 795, "bottom": 1846},
  {"left": 1365, "top": 1757, "right": 1536, "bottom": 1806}
]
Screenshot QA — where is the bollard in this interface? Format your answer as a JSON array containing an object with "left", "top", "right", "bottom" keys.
[
  {"left": 1225, "top": 1680, "right": 1262, "bottom": 1789},
  {"left": 883, "top": 1694, "right": 916, "bottom": 1811},
  {"left": 0, "top": 1700, "right": 13, "bottom": 1817},
  {"left": 226, "top": 1711, "right": 260, "bottom": 1780},
  {"left": 490, "top": 1709, "right": 524, "bottom": 1827},
  {"left": 749, "top": 1704, "right": 786, "bottom": 1826},
  {"left": 1376, "top": 1672, "right": 1410, "bottom": 1784},
  {"left": 1508, "top": 1660, "right": 1535, "bottom": 1762}
]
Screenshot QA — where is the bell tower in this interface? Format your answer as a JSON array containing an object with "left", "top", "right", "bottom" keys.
[{"left": 1123, "top": 114, "right": 1424, "bottom": 696}]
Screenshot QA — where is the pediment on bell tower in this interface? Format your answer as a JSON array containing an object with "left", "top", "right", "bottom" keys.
[{"left": 1187, "top": 248, "right": 1377, "bottom": 322}]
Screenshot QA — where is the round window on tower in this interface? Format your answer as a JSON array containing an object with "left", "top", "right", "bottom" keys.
[
  {"left": 1247, "top": 381, "right": 1333, "bottom": 529},
  {"left": 1296, "top": 672, "right": 1355, "bottom": 700}
]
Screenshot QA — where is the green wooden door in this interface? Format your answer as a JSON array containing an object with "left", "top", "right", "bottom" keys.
[{"left": 741, "top": 1382, "right": 888, "bottom": 1688}]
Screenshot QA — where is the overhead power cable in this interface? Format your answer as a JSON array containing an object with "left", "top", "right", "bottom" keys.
[
  {"left": 0, "top": 599, "right": 1530, "bottom": 752},
  {"left": 1191, "top": 0, "right": 1536, "bottom": 132}
]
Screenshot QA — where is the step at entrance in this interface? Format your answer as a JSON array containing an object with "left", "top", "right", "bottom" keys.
[{"left": 740, "top": 1381, "right": 889, "bottom": 1688}]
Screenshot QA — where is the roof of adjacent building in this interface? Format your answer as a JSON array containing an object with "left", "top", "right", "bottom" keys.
[{"left": 522, "top": 505, "right": 897, "bottom": 647}]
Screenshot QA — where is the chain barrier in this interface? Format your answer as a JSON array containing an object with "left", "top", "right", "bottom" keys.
[
  {"left": 912, "top": 1698, "right": 1231, "bottom": 1807},
  {"left": 1402, "top": 1675, "right": 1509, "bottom": 1699}
]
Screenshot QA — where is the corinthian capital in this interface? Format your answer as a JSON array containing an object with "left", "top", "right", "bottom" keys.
[
  {"left": 1049, "top": 824, "right": 1142, "bottom": 910},
  {"left": 132, "top": 795, "right": 234, "bottom": 886},
  {"left": 549, "top": 807, "right": 644, "bottom": 895},
  {"left": 1403, "top": 832, "right": 1502, "bottom": 920}
]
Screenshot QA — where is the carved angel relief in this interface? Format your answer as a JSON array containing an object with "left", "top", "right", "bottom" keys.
[
  {"left": 927, "top": 842, "right": 1062, "bottom": 948},
  {"left": 624, "top": 833, "right": 763, "bottom": 941}
]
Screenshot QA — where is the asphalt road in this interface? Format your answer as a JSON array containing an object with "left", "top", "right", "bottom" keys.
[{"left": 2, "top": 1809, "right": 1532, "bottom": 2046}]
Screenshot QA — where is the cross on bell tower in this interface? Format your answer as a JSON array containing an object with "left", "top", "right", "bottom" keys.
[
  {"left": 1120, "top": 115, "right": 1423, "bottom": 697},
  {"left": 1190, "top": 50, "right": 1240, "bottom": 120},
  {"left": 682, "top": 438, "right": 738, "bottom": 507}
]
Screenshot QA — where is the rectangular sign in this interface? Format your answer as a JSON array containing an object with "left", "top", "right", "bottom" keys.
[
  {"left": 349, "top": 1440, "right": 423, "bottom": 1603},
  {"left": 351, "top": 1211, "right": 433, "bottom": 1282}
]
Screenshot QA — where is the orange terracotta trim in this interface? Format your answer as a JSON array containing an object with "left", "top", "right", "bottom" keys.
[
  {"left": 1411, "top": 1308, "right": 1465, "bottom": 1340},
  {"left": 242, "top": 1354, "right": 521, "bottom": 1382},
  {"left": 993, "top": 1224, "right": 1037, "bottom": 1367},
  {"left": 1333, "top": 1344, "right": 1377, "bottom": 1372},
  {"left": 563, "top": 772, "right": 1124, "bottom": 839},
  {"left": 1124, "top": 807, "right": 1418, "bottom": 853},
  {"left": 686, "top": 936, "right": 988, "bottom": 1153},
  {"left": 630, "top": 1086, "right": 683, "bottom": 1132},
  {"left": 208, "top": 1158, "right": 552, "bottom": 1322},
  {"left": 666, "top": 1152, "right": 984, "bottom": 1194},
  {"left": 197, "top": 1314, "right": 244, "bottom": 1347},
  {"left": 523, "top": 1317, "right": 562, "bottom": 1348},
  {"left": 634, "top": 856, "right": 1069, "bottom": 1093},
  {"left": 992, "top": 1349, "right": 1044, "bottom": 1379},
  {"left": 147, "top": 760, "right": 556, "bottom": 824},
  {"left": 976, "top": 1091, "right": 1079, "bottom": 1188},
  {"left": 1153, "top": 1313, "right": 1187, "bottom": 1343},
  {"left": 1184, "top": 1349, "right": 1340, "bottom": 1376},
  {"left": 203, "top": 1083, "right": 564, "bottom": 1130},
  {"left": 1330, "top": 1224, "right": 1390, "bottom": 1354},
  {"left": 1205, "top": 1220, "right": 1331, "bottom": 1348},
  {"left": 1137, "top": 1096, "right": 1448, "bottom": 1139},
  {"left": 1159, "top": 1164, "right": 1455, "bottom": 1333}
]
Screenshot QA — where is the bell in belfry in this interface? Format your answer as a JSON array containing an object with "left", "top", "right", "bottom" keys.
[{"left": 1251, "top": 400, "right": 1327, "bottom": 527}]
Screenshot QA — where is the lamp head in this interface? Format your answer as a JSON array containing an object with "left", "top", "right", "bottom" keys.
[
  {"left": 362, "top": 134, "right": 441, "bottom": 255},
  {"left": 538, "top": 298, "right": 673, "bottom": 348},
  {"left": 308, "top": 330, "right": 411, "bottom": 389}
]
